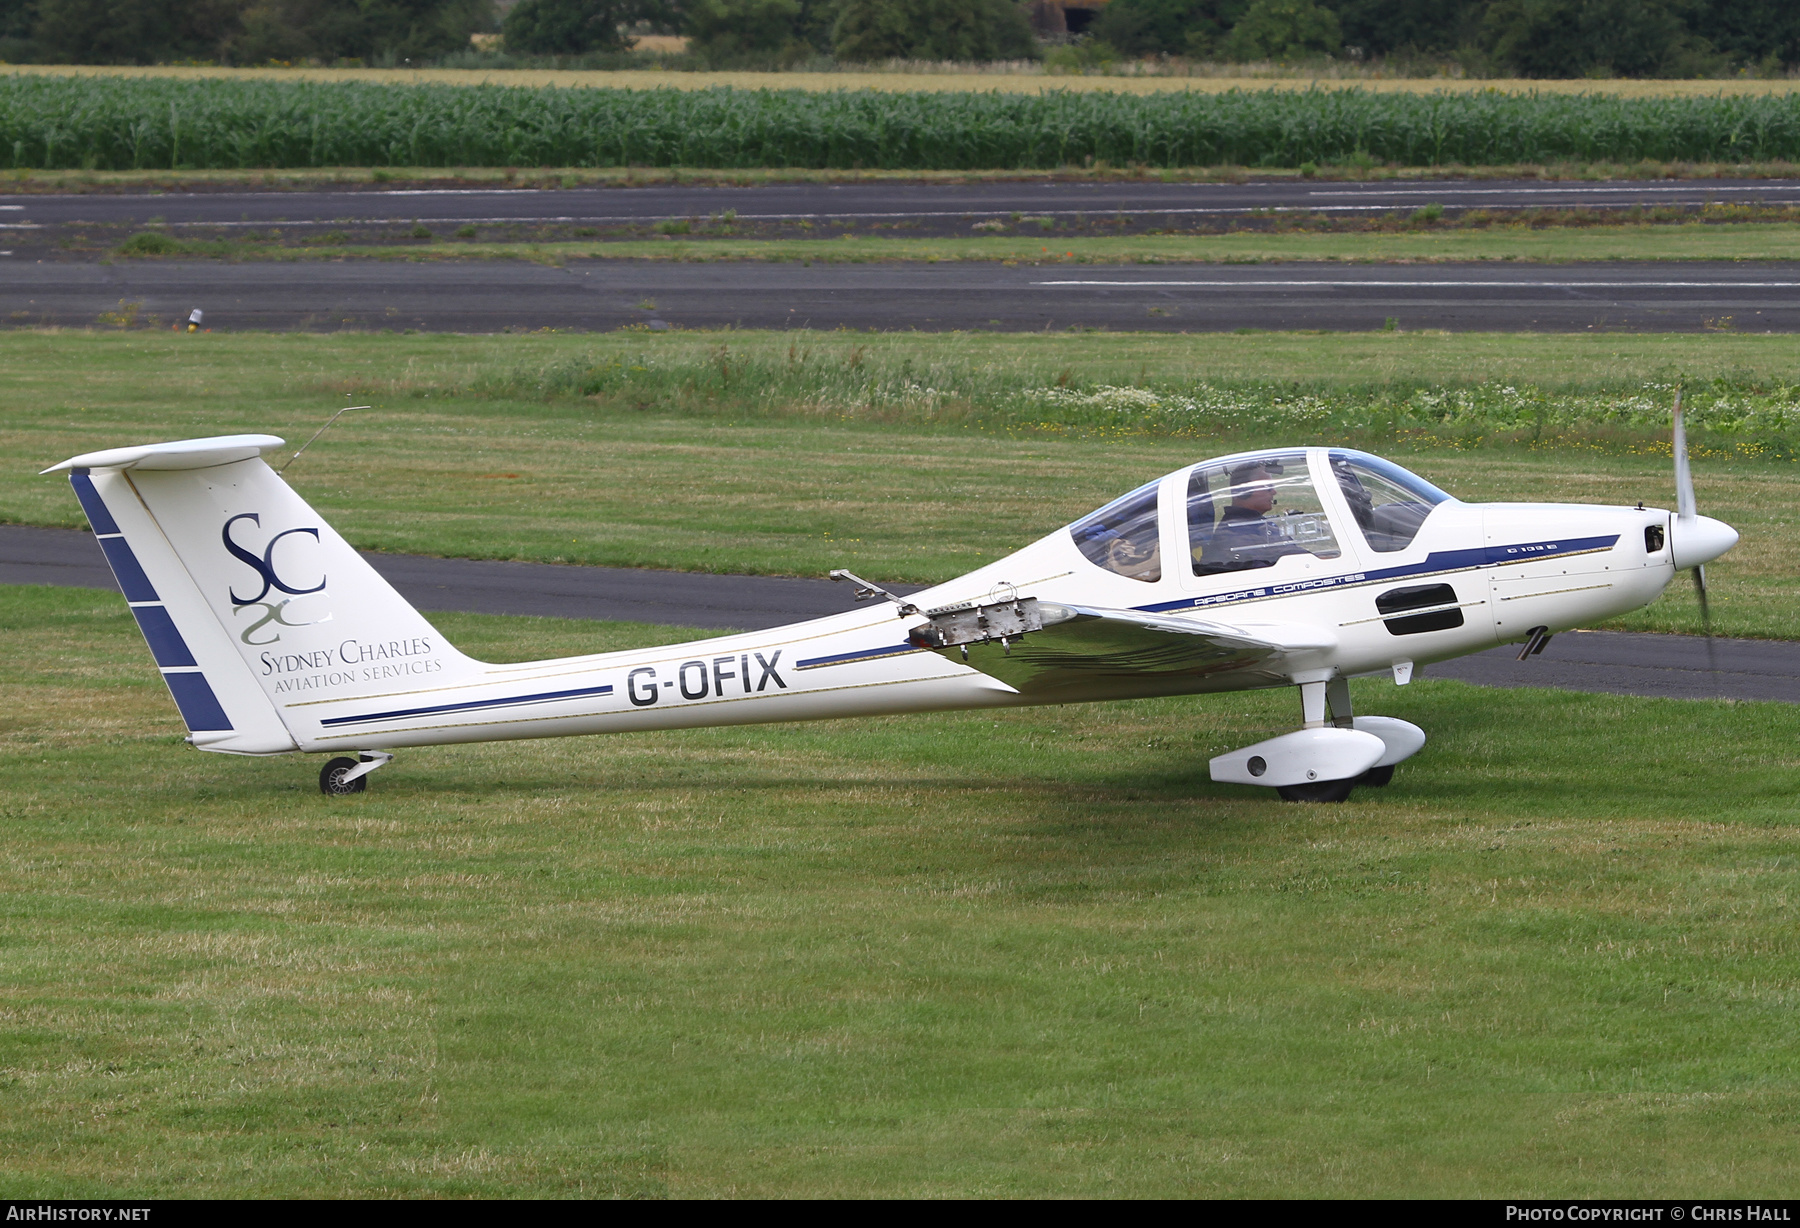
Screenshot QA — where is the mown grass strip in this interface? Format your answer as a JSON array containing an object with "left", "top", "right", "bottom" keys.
[
  {"left": 109, "top": 222, "right": 1800, "bottom": 266},
  {"left": 4, "top": 581, "right": 1800, "bottom": 1196},
  {"left": 15, "top": 77, "right": 1800, "bottom": 171}
]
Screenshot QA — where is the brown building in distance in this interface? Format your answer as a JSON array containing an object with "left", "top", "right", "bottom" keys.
[{"left": 1028, "top": 0, "right": 1110, "bottom": 38}]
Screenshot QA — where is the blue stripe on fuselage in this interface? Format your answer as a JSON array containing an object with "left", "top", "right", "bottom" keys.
[
  {"left": 319, "top": 683, "right": 616, "bottom": 728},
  {"left": 1137, "top": 535, "right": 1620, "bottom": 616},
  {"left": 794, "top": 535, "right": 1623, "bottom": 672},
  {"left": 796, "top": 643, "right": 921, "bottom": 670}
]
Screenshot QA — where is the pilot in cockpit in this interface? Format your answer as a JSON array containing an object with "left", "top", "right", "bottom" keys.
[{"left": 1211, "top": 461, "right": 1305, "bottom": 564}]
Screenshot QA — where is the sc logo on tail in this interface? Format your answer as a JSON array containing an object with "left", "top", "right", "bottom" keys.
[{"left": 223, "top": 513, "right": 331, "bottom": 644}]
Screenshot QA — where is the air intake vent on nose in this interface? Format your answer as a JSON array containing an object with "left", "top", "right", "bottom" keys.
[{"left": 1645, "top": 524, "right": 1665, "bottom": 553}]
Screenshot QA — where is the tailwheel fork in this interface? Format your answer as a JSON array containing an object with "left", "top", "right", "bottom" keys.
[{"left": 319, "top": 751, "right": 393, "bottom": 796}]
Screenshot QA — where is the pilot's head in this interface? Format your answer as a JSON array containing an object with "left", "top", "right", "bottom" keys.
[{"left": 1229, "top": 462, "right": 1277, "bottom": 515}]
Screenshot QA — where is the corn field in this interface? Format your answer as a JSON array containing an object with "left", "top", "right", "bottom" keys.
[{"left": 8, "top": 75, "right": 1800, "bottom": 170}]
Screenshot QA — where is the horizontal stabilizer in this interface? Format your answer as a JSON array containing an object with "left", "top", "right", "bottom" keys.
[{"left": 43, "top": 434, "right": 285, "bottom": 475}]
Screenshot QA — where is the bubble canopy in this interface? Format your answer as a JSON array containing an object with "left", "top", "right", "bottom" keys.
[
  {"left": 1068, "top": 449, "right": 1455, "bottom": 582},
  {"left": 1327, "top": 449, "right": 1453, "bottom": 509}
]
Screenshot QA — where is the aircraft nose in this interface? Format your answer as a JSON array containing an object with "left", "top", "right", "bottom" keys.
[{"left": 1670, "top": 514, "right": 1739, "bottom": 570}]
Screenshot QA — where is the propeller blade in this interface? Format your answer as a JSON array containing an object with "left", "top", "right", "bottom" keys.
[
  {"left": 1676, "top": 392, "right": 1723, "bottom": 694},
  {"left": 1672, "top": 388, "right": 1696, "bottom": 523},
  {"left": 1694, "top": 563, "right": 1721, "bottom": 696}
]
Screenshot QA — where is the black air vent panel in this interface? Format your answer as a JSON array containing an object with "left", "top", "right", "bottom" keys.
[
  {"left": 1377, "top": 583, "right": 1464, "bottom": 636},
  {"left": 1377, "top": 583, "right": 1457, "bottom": 614}
]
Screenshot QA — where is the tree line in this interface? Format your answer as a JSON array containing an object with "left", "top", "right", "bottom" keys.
[
  {"left": 1092, "top": 0, "right": 1798, "bottom": 78},
  {"left": 0, "top": 0, "right": 1792, "bottom": 76}
]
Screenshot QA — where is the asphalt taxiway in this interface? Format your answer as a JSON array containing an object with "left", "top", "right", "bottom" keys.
[
  {"left": 7, "top": 258, "right": 1798, "bottom": 332},
  {"left": 7, "top": 177, "right": 1798, "bottom": 232},
  {"left": 8, "top": 175, "right": 1797, "bottom": 332},
  {"left": 5, "top": 524, "right": 1791, "bottom": 705}
]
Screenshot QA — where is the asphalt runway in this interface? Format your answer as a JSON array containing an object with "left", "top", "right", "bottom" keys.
[
  {"left": 6, "top": 524, "right": 1792, "bottom": 705},
  {"left": 8, "top": 258, "right": 1798, "bottom": 332},
  {"left": 6, "top": 177, "right": 1798, "bottom": 232}
]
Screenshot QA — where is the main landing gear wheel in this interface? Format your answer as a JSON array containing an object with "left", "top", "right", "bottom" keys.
[
  {"left": 1276, "top": 777, "right": 1357, "bottom": 803},
  {"left": 319, "top": 756, "right": 367, "bottom": 796},
  {"left": 1357, "top": 765, "right": 1395, "bottom": 788}
]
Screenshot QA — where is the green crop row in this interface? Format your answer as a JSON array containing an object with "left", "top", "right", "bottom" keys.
[{"left": 8, "top": 75, "right": 1800, "bottom": 170}]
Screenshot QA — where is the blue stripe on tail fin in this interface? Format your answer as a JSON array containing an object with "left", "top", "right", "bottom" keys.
[
  {"left": 163, "top": 672, "right": 233, "bottom": 731},
  {"left": 68, "top": 470, "right": 121, "bottom": 535},
  {"left": 130, "top": 605, "right": 198, "bottom": 669},
  {"left": 70, "top": 470, "right": 234, "bottom": 736}
]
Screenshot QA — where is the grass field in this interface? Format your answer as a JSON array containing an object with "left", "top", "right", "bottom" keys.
[
  {"left": 4, "top": 581, "right": 1799, "bottom": 1196},
  {"left": 110, "top": 221, "right": 1800, "bottom": 266},
  {"left": 11, "top": 63, "right": 1800, "bottom": 96},
  {"left": 4, "top": 330, "right": 1794, "bottom": 637}
]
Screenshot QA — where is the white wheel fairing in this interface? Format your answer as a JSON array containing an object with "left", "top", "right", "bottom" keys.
[
  {"left": 1351, "top": 716, "right": 1427, "bottom": 768},
  {"left": 1209, "top": 728, "right": 1386, "bottom": 789}
]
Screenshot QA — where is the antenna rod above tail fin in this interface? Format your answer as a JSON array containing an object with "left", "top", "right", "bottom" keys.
[{"left": 280, "top": 406, "right": 368, "bottom": 474}]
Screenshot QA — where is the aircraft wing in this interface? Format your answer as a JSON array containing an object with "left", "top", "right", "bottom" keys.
[{"left": 911, "top": 599, "right": 1334, "bottom": 700}]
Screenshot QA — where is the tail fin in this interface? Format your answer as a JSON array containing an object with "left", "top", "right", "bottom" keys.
[{"left": 46, "top": 435, "right": 481, "bottom": 755}]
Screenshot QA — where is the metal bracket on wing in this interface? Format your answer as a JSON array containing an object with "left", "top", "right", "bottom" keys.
[
  {"left": 907, "top": 594, "right": 1048, "bottom": 658},
  {"left": 830, "top": 569, "right": 922, "bottom": 616},
  {"left": 910, "top": 599, "right": 1338, "bottom": 698}
]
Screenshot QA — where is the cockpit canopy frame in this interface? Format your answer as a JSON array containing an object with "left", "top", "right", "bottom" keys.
[{"left": 1067, "top": 447, "right": 1455, "bottom": 584}]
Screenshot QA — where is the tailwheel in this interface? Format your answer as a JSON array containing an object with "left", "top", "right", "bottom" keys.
[
  {"left": 319, "top": 756, "right": 367, "bottom": 796},
  {"left": 1276, "top": 777, "right": 1356, "bottom": 803},
  {"left": 1356, "top": 765, "right": 1395, "bottom": 787}
]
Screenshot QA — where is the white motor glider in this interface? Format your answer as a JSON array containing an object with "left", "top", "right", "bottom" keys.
[{"left": 44, "top": 422, "right": 1737, "bottom": 802}]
